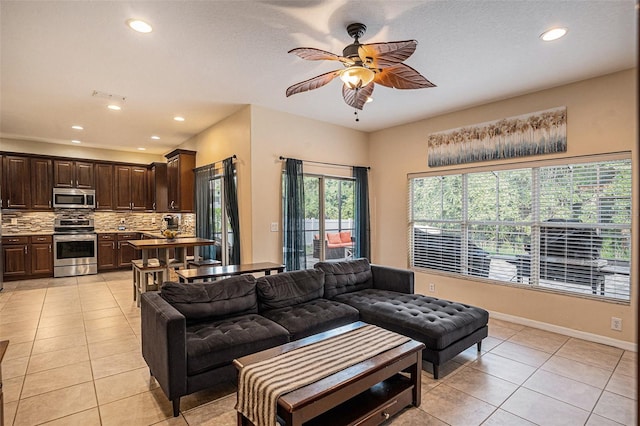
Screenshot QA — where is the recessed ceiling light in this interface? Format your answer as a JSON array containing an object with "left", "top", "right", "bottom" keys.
[
  {"left": 173, "top": 116, "right": 185, "bottom": 122},
  {"left": 126, "top": 19, "right": 153, "bottom": 34},
  {"left": 71, "top": 140, "right": 81, "bottom": 144},
  {"left": 71, "top": 125, "right": 84, "bottom": 130},
  {"left": 107, "top": 104, "right": 122, "bottom": 111},
  {"left": 137, "top": 147, "right": 146, "bottom": 151},
  {"left": 540, "top": 27, "right": 567, "bottom": 42},
  {"left": 151, "top": 135, "right": 160, "bottom": 140}
]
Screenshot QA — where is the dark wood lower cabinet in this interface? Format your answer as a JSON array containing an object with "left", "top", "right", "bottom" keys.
[
  {"left": 98, "top": 233, "right": 141, "bottom": 270},
  {"left": 30, "top": 235, "right": 53, "bottom": 276},
  {"left": 2, "top": 237, "right": 29, "bottom": 279},
  {"left": 2, "top": 235, "right": 52, "bottom": 280},
  {"left": 97, "top": 234, "right": 117, "bottom": 271},
  {"left": 117, "top": 233, "right": 140, "bottom": 267}
]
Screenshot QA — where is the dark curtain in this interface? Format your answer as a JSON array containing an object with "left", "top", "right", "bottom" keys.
[
  {"left": 195, "top": 165, "right": 216, "bottom": 260},
  {"left": 223, "top": 157, "right": 241, "bottom": 264},
  {"left": 354, "top": 166, "right": 371, "bottom": 260},
  {"left": 283, "top": 158, "right": 306, "bottom": 271}
]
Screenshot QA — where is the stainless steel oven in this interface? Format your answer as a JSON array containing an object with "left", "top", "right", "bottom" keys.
[{"left": 53, "top": 218, "right": 97, "bottom": 277}]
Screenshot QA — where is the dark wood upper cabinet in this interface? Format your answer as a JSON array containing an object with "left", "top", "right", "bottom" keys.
[
  {"left": 165, "top": 149, "right": 195, "bottom": 212},
  {"left": 131, "top": 166, "right": 148, "bottom": 210},
  {"left": 75, "top": 161, "right": 94, "bottom": 188},
  {"left": 95, "top": 163, "right": 114, "bottom": 210},
  {"left": 30, "top": 158, "right": 52, "bottom": 210},
  {"left": 53, "top": 160, "right": 94, "bottom": 188},
  {"left": 114, "top": 165, "right": 148, "bottom": 210},
  {"left": 149, "top": 162, "right": 167, "bottom": 211},
  {"left": 114, "top": 165, "right": 133, "bottom": 210},
  {"left": 3, "top": 156, "right": 31, "bottom": 209}
]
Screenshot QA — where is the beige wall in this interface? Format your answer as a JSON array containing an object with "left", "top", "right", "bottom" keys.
[
  {"left": 249, "top": 105, "right": 369, "bottom": 264},
  {"left": 182, "top": 106, "right": 254, "bottom": 262},
  {"left": 369, "top": 69, "right": 638, "bottom": 346},
  {"left": 180, "top": 105, "right": 369, "bottom": 265},
  {"left": 0, "top": 138, "right": 163, "bottom": 164}
]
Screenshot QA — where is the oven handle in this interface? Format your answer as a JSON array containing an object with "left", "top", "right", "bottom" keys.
[{"left": 53, "top": 234, "right": 97, "bottom": 242}]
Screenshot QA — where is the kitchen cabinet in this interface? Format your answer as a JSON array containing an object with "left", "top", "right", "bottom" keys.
[
  {"left": 166, "top": 149, "right": 195, "bottom": 212},
  {"left": 95, "top": 163, "right": 114, "bottom": 210},
  {"left": 97, "top": 232, "right": 141, "bottom": 269},
  {"left": 114, "top": 166, "right": 148, "bottom": 210},
  {"left": 30, "top": 158, "right": 53, "bottom": 210},
  {"left": 117, "top": 232, "right": 140, "bottom": 267},
  {"left": 97, "top": 233, "right": 117, "bottom": 270},
  {"left": 2, "top": 156, "right": 52, "bottom": 210},
  {"left": 2, "top": 156, "right": 31, "bottom": 209},
  {"left": 30, "top": 235, "right": 53, "bottom": 276},
  {"left": 53, "top": 159, "right": 94, "bottom": 189},
  {"left": 149, "top": 162, "right": 167, "bottom": 211},
  {"left": 2, "top": 234, "right": 52, "bottom": 279},
  {"left": 2, "top": 236, "right": 29, "bottom": 279}
]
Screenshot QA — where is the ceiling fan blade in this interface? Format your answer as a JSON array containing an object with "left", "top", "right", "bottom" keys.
[
  {"left": 342, "top": 83, "right": 374, "bottom": 110},
  {"left": 286, "top": 70, "right": 341, "bottom": 97},
  {"left": 358, "top": 40, "right": 417, "bottom": 68},
  {"left": 288, "top": 47, "right": 353, "bottom": 65},
  {"left": 374, "top": 63, "right": 436, "bottom": 89}
]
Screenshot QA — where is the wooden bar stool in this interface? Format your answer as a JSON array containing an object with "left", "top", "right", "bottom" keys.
[{"left": 132, "top": 259, "right": 166, "bottom": 307}]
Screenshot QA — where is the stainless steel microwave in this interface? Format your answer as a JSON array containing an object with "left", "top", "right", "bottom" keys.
[{"left": 52, "top": 188, "right": 96, "bottom": 209}]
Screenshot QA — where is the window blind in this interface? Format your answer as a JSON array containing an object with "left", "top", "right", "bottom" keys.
[{"left": 409, "top": 156, "right": 632, "bottom": 301}]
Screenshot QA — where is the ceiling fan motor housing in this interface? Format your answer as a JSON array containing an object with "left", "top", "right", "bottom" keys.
[{"left": 343, "top": 23, "right": 367, "bottom": 63}]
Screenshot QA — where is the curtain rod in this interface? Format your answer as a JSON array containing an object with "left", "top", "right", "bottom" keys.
[
  {"left": 194, "top": 154, "right": 237, "bottom": 172},
  {"left": 279, "top": 156, "right": 370, "bottom": 170}
]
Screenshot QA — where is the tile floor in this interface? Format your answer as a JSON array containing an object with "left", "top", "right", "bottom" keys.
[{"left": 0, "top": 271, "right": 636, "bottom": 425}]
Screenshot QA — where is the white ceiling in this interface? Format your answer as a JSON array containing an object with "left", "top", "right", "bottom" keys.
[{"left": 0, "top": 1, "right": 637, "bottom": 155}]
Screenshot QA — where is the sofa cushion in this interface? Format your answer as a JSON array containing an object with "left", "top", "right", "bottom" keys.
[
  {"left": 327, "top": 232, "right": 342, "bottom": 244},
  {"left": 261, "top": 299, "right": 360, "bottom": 340},
  {"left": 340, "top": 231, "right": 352, "bottom": 244},
  {"left": 161, "top": 275, "right": 258, "bottom": 322},
  {"left": 334, "top": 289, "right": 489, "bottom": 350},
  {"left": 256, "top": 269, "right": 325, "bottom": 311},
  {"left": 314, "top": 258, "right": 373, "bottom": 299},
  {"left": 185, "top": 314, "right": 289, "bottom": 375}
]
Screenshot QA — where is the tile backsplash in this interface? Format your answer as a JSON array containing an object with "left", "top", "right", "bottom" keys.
[{"left": 2, "top": 210, "right": 195, "bottom": 236}]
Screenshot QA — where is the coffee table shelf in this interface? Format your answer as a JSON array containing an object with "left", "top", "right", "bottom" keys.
[{"left": 304, "top": 374, "right": 413, "bottom": 426}]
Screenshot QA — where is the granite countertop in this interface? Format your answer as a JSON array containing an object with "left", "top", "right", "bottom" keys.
[
  {"left": 2, "top": 231, "right": 55, "bottom": 236},
  {"left": 4, "top": 229, "right": 195, "bottom": 238}
]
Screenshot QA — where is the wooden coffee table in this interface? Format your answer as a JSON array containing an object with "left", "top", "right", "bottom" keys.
[{"left": 233, "top": 322, "right": 425, "bottom": 426}]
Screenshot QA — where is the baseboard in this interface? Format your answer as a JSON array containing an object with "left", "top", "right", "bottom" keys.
[{"left": 489, "top": 311, "right": 637, "bottom": 352}]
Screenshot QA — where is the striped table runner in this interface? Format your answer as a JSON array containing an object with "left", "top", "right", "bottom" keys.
[{"left": 235, "top": 325, "right": 411, "bottom": 426}]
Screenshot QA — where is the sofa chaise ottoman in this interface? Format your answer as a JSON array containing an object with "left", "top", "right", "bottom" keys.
[{"left": 315, "top": 259, "right": 489, "bottom": 379}]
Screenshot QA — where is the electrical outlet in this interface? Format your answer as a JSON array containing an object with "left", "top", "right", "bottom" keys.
[
  {"left": 428, "top": 283, "right": 436, "bottom": 292},
  {"left": 151, "top": 217, "right": 156, "bottom": 224},
  {"left": 120, "top": 218, "right": 125, "bottom": 224},
  {"left": 611, "top": 317, "right": 622, "bottom": 331},
  {"left": 270, "top": 222, "right": 278, "bottom": 232}
]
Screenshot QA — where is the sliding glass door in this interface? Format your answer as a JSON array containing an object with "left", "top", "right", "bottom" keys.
[{"left": 304, "top": 175, "right": 355, "bottom": 267}]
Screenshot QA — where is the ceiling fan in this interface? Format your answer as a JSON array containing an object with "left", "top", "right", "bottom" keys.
[{"left": 286, "top": 23, "right": 436, "bottom": 120}]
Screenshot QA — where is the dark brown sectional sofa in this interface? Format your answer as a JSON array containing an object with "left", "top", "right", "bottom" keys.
[{"left": 140, "top": 258, "right": 488, "bottom": 416}]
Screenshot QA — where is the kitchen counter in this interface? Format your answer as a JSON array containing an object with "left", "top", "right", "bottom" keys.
[{"left": 4, "top": 229, "right": 195, "bottom": 238}]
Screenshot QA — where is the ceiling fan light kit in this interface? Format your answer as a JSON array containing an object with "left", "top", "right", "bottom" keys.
[{"left": 286, "top": 22, "right": 435, "bottom": 121}]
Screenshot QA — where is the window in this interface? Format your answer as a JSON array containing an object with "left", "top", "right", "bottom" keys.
[
  {"left": 409, "top": 155, "right": 632, "bottom": 301},
  {"left": 304, "top": 175, "right": 355, "bottom": 267}
]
